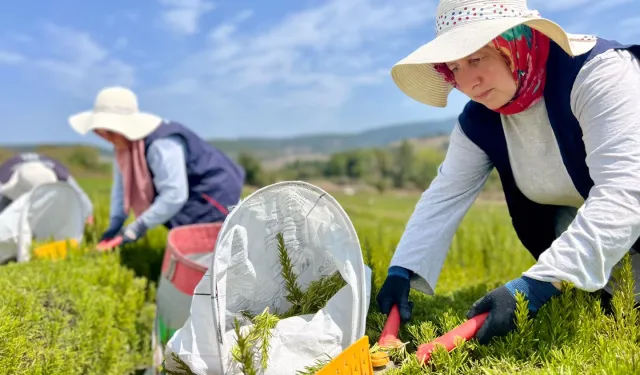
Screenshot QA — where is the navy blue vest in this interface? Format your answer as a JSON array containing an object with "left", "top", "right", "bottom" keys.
[
  {"left": 459, "top": 38, "right": 640, "bottom": 259},
  {"left": 143, "top": 122, "right": 246, "bottom": 229},
  {"left": 0, "top": 153, "right": 69, "bottom": 184}
]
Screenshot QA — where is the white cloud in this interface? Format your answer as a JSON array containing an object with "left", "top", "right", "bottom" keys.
[
  {"left": 34, "top": 23, "right": 135, "bottom": 98},
  {"left": 158, "top": 0, "right": 216, "bottom": 35},
  {"left": 0, "top": 50, "right": 24, "bottom": 64},
  {"left": 148, "top": 0, "right": 434, "bottom": 135}
]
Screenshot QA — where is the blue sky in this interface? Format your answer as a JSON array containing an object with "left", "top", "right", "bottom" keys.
[{"left": 0, "top": 0, "right": 638, "bottom": 146}]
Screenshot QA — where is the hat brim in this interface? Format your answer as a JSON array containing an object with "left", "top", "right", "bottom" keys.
[
  {"left": 68, "top": 111, "right": 162, "bottom": 141},
  {"left": 390, "top": 17, "right": 598, "bottom": 107}
]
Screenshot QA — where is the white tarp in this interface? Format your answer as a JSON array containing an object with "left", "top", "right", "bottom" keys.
[
  {"left": 0, "top": 182, "right": 85, "bottom": 264},
  {"left": 164, "top": 181, "right": 371, "bottom": 375}
]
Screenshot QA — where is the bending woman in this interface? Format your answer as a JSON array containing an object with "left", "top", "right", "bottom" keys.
[
  {"left": 376, "top": 0, "right": 640, "bottom": 345},
  {"left": 68, "top": 86, "right": 245, "bottom": 246}
]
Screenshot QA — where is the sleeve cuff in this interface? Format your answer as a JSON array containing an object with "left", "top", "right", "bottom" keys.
[{"left": 388, "top": 265, "right": 412, "bottom": 280}]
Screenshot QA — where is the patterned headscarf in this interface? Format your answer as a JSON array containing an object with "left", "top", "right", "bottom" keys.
[{"left": 434, "top": 25, "right": 551, "bottom": 115}]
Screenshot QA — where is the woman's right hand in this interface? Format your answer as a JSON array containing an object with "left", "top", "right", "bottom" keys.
[
  {"left": 376, "top": 266, "right": 414, "bottom": 323},
  {"left": 99, "top": 215, "right": 127, "bottom": 242},
  {"left": 99, "top": 227, "right": 120, "bottom": 242}
]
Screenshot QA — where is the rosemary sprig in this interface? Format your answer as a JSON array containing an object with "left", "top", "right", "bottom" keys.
[
  {"left": 232, "top": 318, "right": 259, "bottom": 375},
  {"left": 162, "top": 352, "right": 198, "bottom": 375},
  {"left": 277, "top": 232, "right": 305, "bottom": 307},
  {"left": 295, "top": 354, "right": 333, "bottom": 375}
]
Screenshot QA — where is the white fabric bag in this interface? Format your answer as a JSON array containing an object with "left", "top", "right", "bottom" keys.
[
  {"left": 0, "top": 182, "right": 85, "bottom": 264},
  {"left": 164, "top": 181, "right": 371, "bottom": 375}
]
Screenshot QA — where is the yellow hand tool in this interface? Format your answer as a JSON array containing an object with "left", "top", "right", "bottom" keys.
[{"left": 317, "top": 305, "right": 403, "bottom": 374}]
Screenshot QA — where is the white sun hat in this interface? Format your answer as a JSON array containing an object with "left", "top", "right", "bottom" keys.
[
  {"left": 0, "top": 161, "right": 58, "bottom": 201},
  {"left": 68, "top": 86, "right": 163, "bottom": 141},
  {"left": 391, "top": 0, "right": 598, "bottom": 107}
]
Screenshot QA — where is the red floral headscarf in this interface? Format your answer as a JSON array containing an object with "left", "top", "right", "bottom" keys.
[{"left": 434, "top": 25, "right": 551, "bottom": 115}]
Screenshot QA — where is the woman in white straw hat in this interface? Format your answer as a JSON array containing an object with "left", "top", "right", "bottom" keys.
[
  {"left": 68, "top": 86, "right": 245, "bottom": 249},
  {"left": 377, "top": 0, "right": 640, "bottom": 345}
]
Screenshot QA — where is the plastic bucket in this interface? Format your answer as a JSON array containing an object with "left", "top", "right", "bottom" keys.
[
  {"left": 152, "top": 222, "right": 223, "bottom": 373},
  {"left": 161, "top": 222, "right": 223, "bottom": 294}
]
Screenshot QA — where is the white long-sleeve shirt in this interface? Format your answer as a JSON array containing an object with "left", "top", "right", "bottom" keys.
[{"left": 390, "top": 48, "right": 640, "bottom": 299}]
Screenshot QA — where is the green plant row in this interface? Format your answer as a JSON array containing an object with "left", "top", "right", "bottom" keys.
[
  {"left": 2, "top": 179, "right": 638, "bottom": 375},
  {"left": 0, "top": 250, "right": 155, "bottom": 375}
]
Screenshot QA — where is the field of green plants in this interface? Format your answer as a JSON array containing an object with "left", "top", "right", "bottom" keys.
[{"left": 0, "top": 178, "right": 638, "bottom": 374}]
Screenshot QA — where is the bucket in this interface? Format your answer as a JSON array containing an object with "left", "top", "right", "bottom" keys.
[
  {"left": 32, "top": 238, "right": 79, "bottom": 260},
  {"left": 152, "top": 222, "right": 223, "bottom": 373},
  {"left": 161, "top": 222, "right": 223, "bottom": 294}
]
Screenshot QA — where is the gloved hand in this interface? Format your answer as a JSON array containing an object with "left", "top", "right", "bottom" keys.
[
  {"left": 376, "top": 266, "right": 414, "bottom": 323},
  {"left": 466, "top": 275, "right": 562, "bottom": 345},
  {"left": 120, "top": 219, "right": 148, "bottom": 246},
  {"left": 99, "top": 215, "right": 127, "bottom": 242}
]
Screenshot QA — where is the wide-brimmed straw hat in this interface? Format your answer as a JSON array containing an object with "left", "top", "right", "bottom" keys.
[
  {"left": 391, "top": 0, "right": 598, "bottom": 107},
  {"left": 68, "top": 86, "right": 162, "bottom": 141}
]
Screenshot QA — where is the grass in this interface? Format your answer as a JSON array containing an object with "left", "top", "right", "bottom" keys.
[{"left": 0, "top": 177, "right": 638, "bottom": 374}]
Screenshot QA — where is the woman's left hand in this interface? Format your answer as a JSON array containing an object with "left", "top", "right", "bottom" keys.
[
  {"left": 121, "top": 220, "right": 148, "bottom": 245},
  {"left": 466, "top": 276, "right": 562, "bottom": 344}
]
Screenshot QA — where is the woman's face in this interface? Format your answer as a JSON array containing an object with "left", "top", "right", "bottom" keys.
[
  {"left": 445, "top": 45, "right": 517, "bottom": 109},
  {"left": 94, "top": 129, "right": 130, "bottom": 150}
]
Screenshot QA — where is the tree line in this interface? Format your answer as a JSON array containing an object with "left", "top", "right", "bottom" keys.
[
  {"left": 0, "top": 139, "right": 502, "bottom": 194},
  {"left": 238, "top": 139, "right": 502, "bottom": 193}
]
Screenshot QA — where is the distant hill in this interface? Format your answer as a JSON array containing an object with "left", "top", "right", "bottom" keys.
[
  {"left": 0, "top": 118, "right": 456, "bottom": 164},
  {"left": 208, "top": 118, "right": 456, "bottom": 160},
  {"left": 0, "top": 144, "right": 113, "bottom": 160}
]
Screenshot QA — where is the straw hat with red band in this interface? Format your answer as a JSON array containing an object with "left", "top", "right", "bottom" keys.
[{"left": 390, "top": 0, "right": 598, "bottom": 107}]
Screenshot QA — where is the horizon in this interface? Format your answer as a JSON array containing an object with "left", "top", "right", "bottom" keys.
[
  {"left": 0, "top": 116, "right": 457, "bottom": 149},
  {"left": 0, "top": 0, "right": 637, "bottom": 146}
]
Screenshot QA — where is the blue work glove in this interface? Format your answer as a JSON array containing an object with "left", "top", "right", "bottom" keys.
[
  {"left": 99, "top": 215, "right": 127, "bottom": 242},
  {"left": 467, "top": 275, "right": 562, "bottom": 345},
  {"left": 120, "top": 219, "right": 149, "bottom": 246},
  {"left": 376, "top": 266, "right": 414, "bottom": 323}
]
